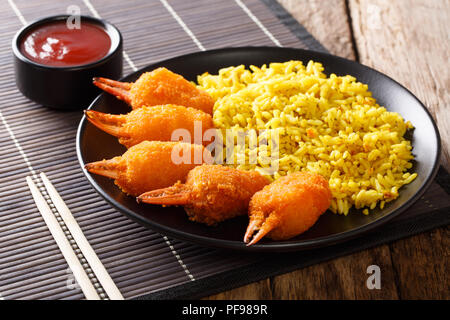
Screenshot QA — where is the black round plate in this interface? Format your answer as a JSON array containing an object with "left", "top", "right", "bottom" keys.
[{"left": 76, "top": 47, "right": 441, "bottom": 252}]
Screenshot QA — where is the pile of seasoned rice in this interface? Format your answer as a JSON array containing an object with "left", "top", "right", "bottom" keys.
[{"left": 197, "top": 60, "right": 417, "bottom": 215}]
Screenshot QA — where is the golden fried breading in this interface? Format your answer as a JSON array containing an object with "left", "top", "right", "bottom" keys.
[
  {"left": 137, "top": 165, "right": 269, "bottom": 226},
  {"left": 244, "top": 171, "right": 332, "bottom": 245},
  {"left": 93, "top": 68, "right": 214, "bottom": 114},
  {"left": 85, "top": 104, "right": 214, "bottom": 148},
  {"left": 85, "top": 141, "right": 212, "bottom": 196}
]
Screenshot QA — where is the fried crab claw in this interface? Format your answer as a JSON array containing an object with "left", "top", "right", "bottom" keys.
[
  {"left": 92, "top": 67, "right": 214, "bottom": 114},
  {"left": 84, "top": 141, "right": 212, "bottom": 196},
  {"left": 244, "top": 172, "right": 332, "bottom": 246},
  {"left": 85, "top": 109, "right": 128, "bottom": 138},
  {"left": 137, "top": 184, "right": 190, "bottom": 206},
  {"left": 84, "top": 104, "right": 214, "bottom": 148},
  {"left": 137, "top": 165, "right": 269, "bottom": 226},
  {"left": 92, "top": 77, "right": 132, "bottom": 104},
  {"left": 84, "top": 156, "right": 122, "bottom": 180}
]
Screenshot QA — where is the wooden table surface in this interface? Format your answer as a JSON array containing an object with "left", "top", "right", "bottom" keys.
[{"left": 207, "top": 0, "right": 449, "bottom": 300}]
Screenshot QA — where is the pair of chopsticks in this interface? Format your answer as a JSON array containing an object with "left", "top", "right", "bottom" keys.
[{"left": 26, "top": 172, "right": 124, "bottom": 300}]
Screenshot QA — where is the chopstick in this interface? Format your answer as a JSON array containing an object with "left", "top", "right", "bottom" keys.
[
  {"left": 39, "top": 172, "right": 124, "bottom": 300},
  {"left": 26, "top": 176, "right": 101, "bottom": 300}
]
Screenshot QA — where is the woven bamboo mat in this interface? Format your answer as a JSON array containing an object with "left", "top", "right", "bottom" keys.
[{"left": 0, "top": 0, "right": 449, "bottom": 300}]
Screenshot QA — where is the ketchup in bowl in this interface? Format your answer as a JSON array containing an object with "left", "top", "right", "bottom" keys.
[
  {"left": 20, "top": 20, "right": 111, "bottom": 67},
  {"left": 13, "top": 15, "right": 122, "bottom": 109}
]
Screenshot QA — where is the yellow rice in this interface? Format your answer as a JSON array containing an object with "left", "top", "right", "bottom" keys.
[{"left": 197, "top": 60, "right": 417, "bottom": 215}]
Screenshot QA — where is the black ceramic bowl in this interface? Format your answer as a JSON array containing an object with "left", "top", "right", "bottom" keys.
[{"left": 12, "top": 15, "right": 123, "bottom": 110}]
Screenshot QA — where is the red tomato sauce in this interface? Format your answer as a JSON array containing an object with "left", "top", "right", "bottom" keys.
[{"left": 20, "top": 21, "right": 111, "bottom": 67}]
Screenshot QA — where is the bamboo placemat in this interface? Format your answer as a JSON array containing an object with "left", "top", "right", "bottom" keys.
[{"left": 0, "top": 0, "right": 448, "bottom": 300}]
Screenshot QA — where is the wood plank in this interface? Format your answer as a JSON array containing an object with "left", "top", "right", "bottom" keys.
[
  {"left": 271, "top": 246, "right": 399, "bottom": 299},
  {"left": 349, "top": 0, "right": 450, "bottom": 171},
  {"left": 349, "top": 0, "right": 449, "bottom": 300},
  {"left": 204, "top": 278, "right": 273, "bottom": 299},
  {"left": 277, "top": 0, "right": 356, "bottom": 59},
  {"left": 389, "top": 227, "right": 449, "bottom": 299},
  {"left": 206, "top": 245, "right": 399, "bottom": 299}
]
